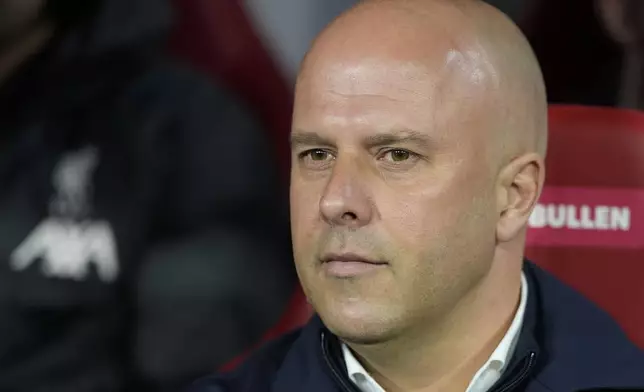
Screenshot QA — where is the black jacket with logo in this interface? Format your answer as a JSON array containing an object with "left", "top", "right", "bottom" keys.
[
  {"left": 0, "top": 0, "right": 294, "bottom": 391},
  {"left": 189, "top": 262, "right": 644, "bottom": 392}
]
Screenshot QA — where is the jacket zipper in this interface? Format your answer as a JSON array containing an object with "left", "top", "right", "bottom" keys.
[
  {"left": 321, "top": 332, "right": 363, "bottom": 392},
  {"left": 492, "top": 351, "right": 538, "bottom": 392}
]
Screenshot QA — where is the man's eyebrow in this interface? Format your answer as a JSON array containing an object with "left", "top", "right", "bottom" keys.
[
  {"left": 289, "top": 129, "right": 433, "bottom": 149},
  {"left": 363, "top": 130, "right": 432, "bottom": 149},
  {"left": 289, "top": 131, "right": 334, "bottom": 148}
]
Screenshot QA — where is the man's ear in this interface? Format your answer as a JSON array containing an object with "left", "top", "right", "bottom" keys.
[{"left": 495, "top": 153, "right": 545, "bottom": 243}]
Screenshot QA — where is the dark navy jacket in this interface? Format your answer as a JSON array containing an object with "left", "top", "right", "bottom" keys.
[{"left": 189, "top": 262, "right": 644, "bottom": 392}]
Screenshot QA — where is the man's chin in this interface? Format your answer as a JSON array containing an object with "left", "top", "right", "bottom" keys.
[
  {"left": 320, "top": 312, "right": 401, "bottom": 346},
  {"left": 335, "top": 330, "right": 392, "bottom": 346}
]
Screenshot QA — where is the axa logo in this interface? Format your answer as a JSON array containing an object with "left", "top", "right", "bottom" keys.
[{"left": 9, "top": 146, "right": 119, "bottom": 282}]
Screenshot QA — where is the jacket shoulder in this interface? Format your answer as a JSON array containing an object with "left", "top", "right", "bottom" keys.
[{"left": 525, "top": 263, "right": 644, "bottom": 389}]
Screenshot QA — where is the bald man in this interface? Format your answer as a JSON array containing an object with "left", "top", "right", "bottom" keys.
[{"left": 189, "top": 1, "right": 644, "bottom": 391}]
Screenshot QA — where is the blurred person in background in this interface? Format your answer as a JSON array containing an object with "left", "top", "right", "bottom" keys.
[
  {"left": 522, "top": 0, "right": 644, "bottom": 109},
  {"left": 596, "top": 0, "right": 644, "bottom": 110},
  {"left": 0, "top": 0, "right": 294, "bottom": 391},
  {"left": 521, "top": 0, "right": 632, "bottom": 107}
]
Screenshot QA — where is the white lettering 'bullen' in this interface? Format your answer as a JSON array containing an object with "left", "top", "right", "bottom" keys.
[{"left": 529, "top": 204, "right": 631, "bottom": 231}]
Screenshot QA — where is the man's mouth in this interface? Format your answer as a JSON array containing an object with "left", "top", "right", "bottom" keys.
[{"left": 320, "top": 252, "right": 388, "bottom": 277}]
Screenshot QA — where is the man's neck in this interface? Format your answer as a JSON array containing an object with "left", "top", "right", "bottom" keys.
[
  {"left": 0, "top": 22, "right": 55, "bottom": 87},
  {"left": 347, "top": 257, "right": 523, "bottom": 392}
]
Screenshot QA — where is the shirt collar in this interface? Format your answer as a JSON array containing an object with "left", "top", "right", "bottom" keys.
[
  {"left": 342, "top": 272, "right": 529, "bottom": 392},
  {"left": 485, "top": 271, "right": 528, "bottom": 370}
]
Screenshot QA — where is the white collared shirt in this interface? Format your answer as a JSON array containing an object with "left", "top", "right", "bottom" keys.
[{"left": 342, "top": 273, "right": 529, "bottom": 392}]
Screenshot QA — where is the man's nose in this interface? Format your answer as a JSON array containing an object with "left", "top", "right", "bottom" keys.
[{"left": 319, "top": 159, "right": 374, "bottom": 228}]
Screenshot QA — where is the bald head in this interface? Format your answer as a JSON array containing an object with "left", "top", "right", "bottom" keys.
[{"left": 296, "top": 0, "right": 547, "bottom": 160}]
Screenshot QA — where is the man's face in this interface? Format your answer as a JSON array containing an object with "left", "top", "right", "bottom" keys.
[
  {"left": 0, "top": 0, "right": 45, "bottom": 48},
  {"left": 290, "top": 55, "right": 501, "bottom": 343}
]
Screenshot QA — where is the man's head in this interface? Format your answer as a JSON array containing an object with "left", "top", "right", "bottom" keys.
[{"left": 290, "top": 0, "right": 547, "bottom": 344}]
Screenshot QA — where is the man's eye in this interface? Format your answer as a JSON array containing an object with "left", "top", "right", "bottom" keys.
[
  {"left": 301, "top": 149, "right": 332, "bottom": 161},
  {"left": 310, "top": 149, "right": 331, "bottom": 161},
  {"left": 384, "top": 149, "right": 412, "bottom": 162}
]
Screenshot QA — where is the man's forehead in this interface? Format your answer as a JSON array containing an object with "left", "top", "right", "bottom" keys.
[
  {"left": 295, "top": 37, "right": 494, "bottom": 102},
  {"left": 300, "top": 59, "right": 435, "bottom": 100},
  {"left": 293, "top": 54, "right": 492, "bottom": 134}
]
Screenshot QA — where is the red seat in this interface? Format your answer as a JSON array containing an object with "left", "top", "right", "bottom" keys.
[{"left": 526, "top": 105, "right": 644, "bottom": 349}]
